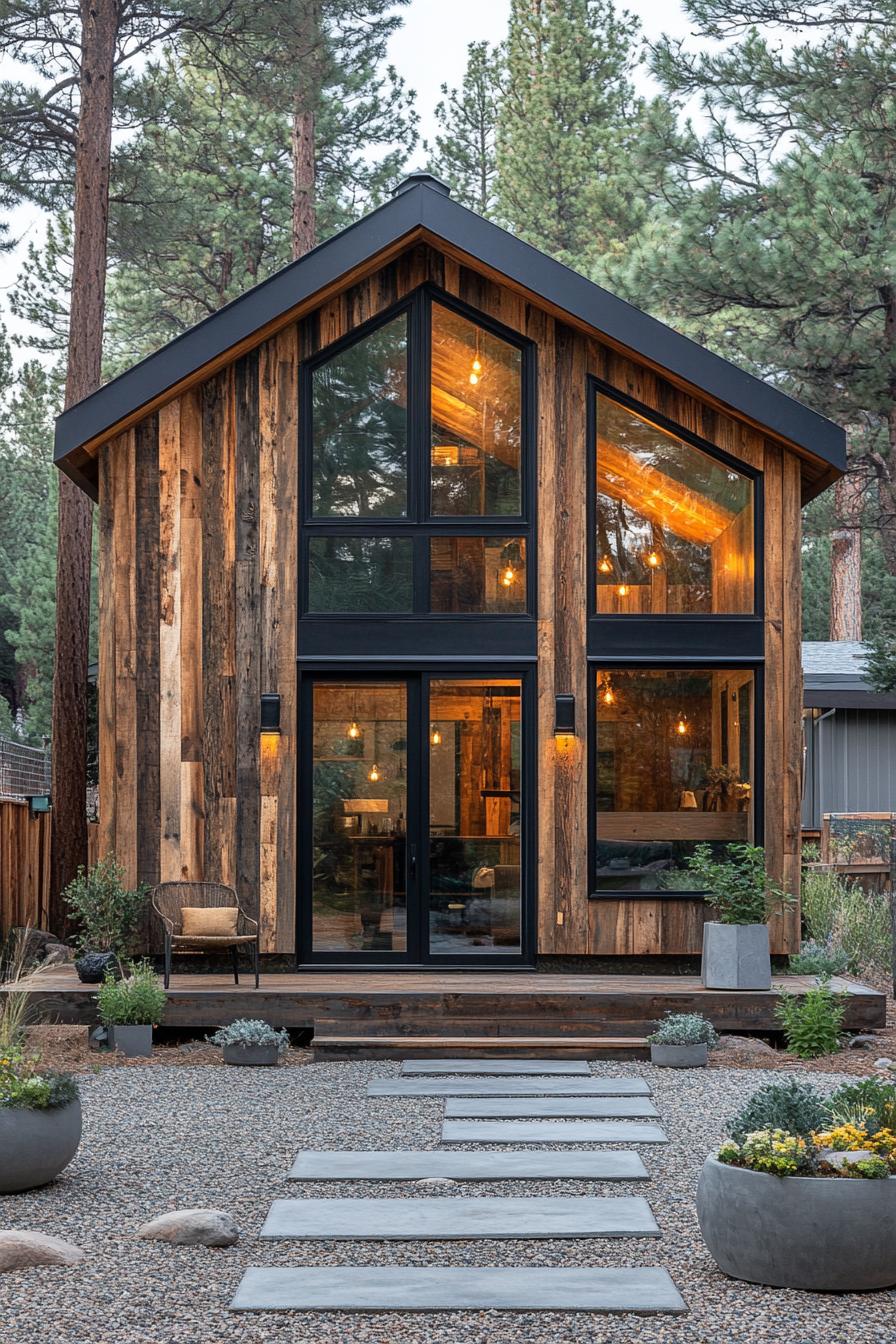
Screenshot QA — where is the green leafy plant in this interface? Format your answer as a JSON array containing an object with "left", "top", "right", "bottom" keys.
[
  {"left": 0, "top": 1065, "right": 79, "bottom": 1110},
  {"left": 728, "top": 1079, "right": 829, "bottom": 1142},
  {"left": 680, "top": 843, "right": 791, "bottom": 925},
  {"left": 826, "top": 1078, "right": 896, "bottom": 1134},
  {"left": 800, "top": 868, "right": 892, "bottom": 979},
  {"left": 718, "top": 1129, "right": 811, "bottom": 1176},
  {"left": 788, "top": 939, "right": 854, "bottom": 978},
  {"left": 63, "top": 854, "right": 148, "bottom": 955},
  {"left": 97, "top": 961, "right": 166, "bottom": 1027},
  {"left": 647, "top": 1012, "right": 718, "bottom": 1047},
  {"left": 775, "top": 981, "right": 846, "bottom": 1059},
  {"left": 208, "top": 1019, "right": 290, "bottom": 1053},
  {"left": 840, "top": 1156, "right": 891, "bottom": 1180}
]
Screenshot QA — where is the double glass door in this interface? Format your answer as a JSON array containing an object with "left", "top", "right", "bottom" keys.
[{"left": 301, "top": 673, "right": 528, "bottom": 964}]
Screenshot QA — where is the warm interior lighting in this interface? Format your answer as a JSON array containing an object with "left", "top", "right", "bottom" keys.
[
  {"left": 598, "top": 555, "right": 613, "bottom": 574},
  {"left": 346, "top": 720, "right": 362, "bottom": 740},
  {"left": 433, "top": 444, "right": 460, "bottom": 468},
  {"left": 645, "top": 550, "right": 662, "bottom": 569},
  {"left": 430, "top": 726, "right": 442, "bottom": 746},
  {"left": 676, "top": 716, "right": 688, "bottom": 736},
  {"left": 367, "top": 763, "right": 380, "bottom": 782},
  {"left": 617, "top": 583, "right": 629, "bottom": 597},
  {"left": 500, "top": 565, "right": 516, "bottom": 587},
  {"left": 601, "top": 682, "right": 616, "bottom": 706}
]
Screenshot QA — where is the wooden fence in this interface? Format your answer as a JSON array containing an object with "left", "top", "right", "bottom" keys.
[{"left": 1, "top": 800, "right": 99, "bottom": 935}]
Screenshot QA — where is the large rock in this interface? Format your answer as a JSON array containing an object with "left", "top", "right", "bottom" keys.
[
  {"left": 42, "top": 942, "right": 76, "bottom": 967},
  {"left": 0, "top": 1231, "right": 84, "bottom": 1273},
  {"left": 136, "top": 1209, "right": 239, "bottom": 1247},
  {"left": 712, "top": 1034, "right": 778, "bottom": 1060}
]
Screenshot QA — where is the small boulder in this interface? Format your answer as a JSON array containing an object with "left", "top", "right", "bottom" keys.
[
  {"left": 136, "top": 1209, "right": 239, "bottom": 1247},
  {"left": 42, "top": 943, "right": 76, "bottom": 967},
  {"left": 847, "top": 1035, "right": 880, "bottom": 1050},
  {"left": 712, "top": 1034, "right": 777, "bottom": 1059},
  {"left": 818, "top": 1149, "right": 876, "bottom": 1171},
  {"left": 0, "top": 1231, "right": 84, "bottom": 1273},
  {"left": 416, "top": 1177, "right": 458, "bottom": 1187},
  {"left": 874, "top": 1058, "right": 894, "bottom": 1070}
]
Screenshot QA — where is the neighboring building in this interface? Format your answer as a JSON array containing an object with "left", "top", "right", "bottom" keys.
[
  {"left": 802, "top": 641, "right": 896, "bottom": 831},
  {"left": 54, "top": 172, "right": 846, "bottom": 966}
]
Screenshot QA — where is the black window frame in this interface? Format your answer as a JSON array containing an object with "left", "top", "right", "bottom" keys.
[
  {"left": 587, "top": 376, "right": 766, "bottom": 901},
  {"left": 299, "top": 284, "right": 537, "bottom": 643},
  {"left": 586, "top": 376, "right": 764, "bottom": 661}
]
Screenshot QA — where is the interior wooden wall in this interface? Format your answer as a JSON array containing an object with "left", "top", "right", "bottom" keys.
[{"left": 97, "top": 240, "right": 803, "bottom": 958}]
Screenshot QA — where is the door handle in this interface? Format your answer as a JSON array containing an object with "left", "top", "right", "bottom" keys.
[{"left": 408, "top": 844, "right": 417, "bottom": 879}]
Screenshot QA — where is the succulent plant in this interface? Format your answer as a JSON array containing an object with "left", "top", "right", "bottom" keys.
[{"left": 647, "top": 1012, "right": 718, "bottom": 1047}]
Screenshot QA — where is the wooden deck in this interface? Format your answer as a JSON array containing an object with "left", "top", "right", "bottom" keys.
[{"left": 5, "top": 968, "right": 886, "bottom": 1058}]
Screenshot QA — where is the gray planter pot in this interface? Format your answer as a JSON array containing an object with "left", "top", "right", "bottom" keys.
[
  {"left": 107, "top": 1024, "right": 153, "bottom": 1057},
  {"left": 222, "top": 1042, "right": 280, "bottom": 1066},
  {"left": 650, "top": 1042, "right": 708, "bottom": 1068},
  {"left": 697, "top": 1155, "right": 896, "bottom": 1291},
  {"left": 701, "top": 922, "right": 771, "bottom": 990},
  {"left": 0, "top": 1099, "right": 82, "bottom": 1194}
]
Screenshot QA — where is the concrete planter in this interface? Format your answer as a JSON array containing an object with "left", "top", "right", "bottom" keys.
[
  {"left": 0, "top": 1100, "right": 82, "bottom": 1193},
  {"left": 222, "top": 1042, "right": 280, "bottom": 1067},
  {"left": 107, "top": 1024, "right": 153, "bottom": 1057},
  {"left": 697, "top": 1155, "right": 896, "bottom": 1291},
  {"left": 701, "top": 922, "right": 771, "bottom": 990},
  {"left": 650, "top": 1042, "right": 708, "bottom": 1068}
]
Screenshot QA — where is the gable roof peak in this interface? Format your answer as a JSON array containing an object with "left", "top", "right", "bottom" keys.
[{"left": 392, "top": 169, "right": 451, "bottom": 198}]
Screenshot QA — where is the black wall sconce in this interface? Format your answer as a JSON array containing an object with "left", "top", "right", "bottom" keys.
[
  {"left": 260, "top": 693, "right": 281, "bottom": 734},
  {"left": 554, "top": 693, "right": 576, "bottom": 735}
]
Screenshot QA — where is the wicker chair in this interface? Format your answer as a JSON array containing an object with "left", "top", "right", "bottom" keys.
[{"left": 151, "top": 882, "right": 259, "bottom": 989}]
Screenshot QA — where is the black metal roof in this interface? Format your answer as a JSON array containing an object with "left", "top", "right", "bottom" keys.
[{"left": 55, "top": 173, "right": 846, "bottom": 495}]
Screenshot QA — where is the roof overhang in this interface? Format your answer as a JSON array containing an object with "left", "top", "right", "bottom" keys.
[{"left": 55, "top": 179, "right": 847, "bottom": 501}]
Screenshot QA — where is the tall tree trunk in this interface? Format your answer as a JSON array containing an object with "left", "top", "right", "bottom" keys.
[
  {"left": 830, "top": 470, "right": 864, "bottom": 641},
  {"left": 49, "top": 0, "right": 119, "bottom": 928},
  {"left": 291, "top": 101, "right": 316, "bottom": 259}
]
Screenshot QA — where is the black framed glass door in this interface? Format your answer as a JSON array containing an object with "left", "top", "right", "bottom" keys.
[{"left": 299, "top": 671, "right": 531, "bottom": 965}]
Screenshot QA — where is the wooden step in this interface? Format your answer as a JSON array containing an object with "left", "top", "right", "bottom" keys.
[{"left": 311, "top": 1033, "right": 649, "bottom": 1061}]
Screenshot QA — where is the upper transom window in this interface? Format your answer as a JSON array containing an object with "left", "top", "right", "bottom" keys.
[
  {"left": 594, "top": 394, "right": 755, "bottom": 615},
  {"left": 303, "top": 288, "right": 531, "bottom": 618}
]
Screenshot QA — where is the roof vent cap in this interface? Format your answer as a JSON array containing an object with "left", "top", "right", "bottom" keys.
[{"left": 392, "top": 170, "right": 451, "bottom": 198}]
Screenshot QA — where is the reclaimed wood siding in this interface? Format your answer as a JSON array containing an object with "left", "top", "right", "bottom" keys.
[{"left": 97, "top": 241, "right": 803, "bottom": 959}]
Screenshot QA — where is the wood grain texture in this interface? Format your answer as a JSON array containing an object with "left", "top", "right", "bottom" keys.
[
  {"left": 158, "top": 401, "right": 182, "bottom": 884},
  {"left": 135, "top": 414, "right": 161, "bottom": 947},
  {"left": 234, "top": 352, "right": 261, "bottom": 919}
]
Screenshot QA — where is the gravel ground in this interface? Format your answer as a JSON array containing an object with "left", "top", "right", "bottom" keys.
[{"left": 2, "top": 1058, "right": 896, "bottom": 1344}]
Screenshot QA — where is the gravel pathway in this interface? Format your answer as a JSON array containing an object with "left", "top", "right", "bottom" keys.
[{"left": 2, "top": 1059, "right": 895, "bottom": 1343}]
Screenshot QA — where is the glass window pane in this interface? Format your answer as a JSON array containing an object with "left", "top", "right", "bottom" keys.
[
  {"left": 430, "top": 536, "right": 526, "bottom": 614},
  {"left": 428, "top": 679, "right": 522, "bottom": 955},
  {"left": 311, "top": 315, "right": 408, "bottom": 517},
  {"left": 311, "top": 682, "right": 407, "bottom": 952},
  {"left": 308, "top": 536, "right": 413, "bottom": 613},
  {"left": 593, "top": 668, "right": 754, "bottom": 892},
  {"left": 431, "top": 303, "right": 522, "bottom": 516},
  {"left": 596, "top": 396, "right": 754, "bottom": 614}
]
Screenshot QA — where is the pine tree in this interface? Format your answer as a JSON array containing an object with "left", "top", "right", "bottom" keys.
[
  {"left": 495, "top": 0, "right": 647, "bottom": 275},
  {"left": 615, "top": 2, "right": 896, "bottom": 636},
  {"left": 429, "top": 42, "right": 504, "bottom": 216}
]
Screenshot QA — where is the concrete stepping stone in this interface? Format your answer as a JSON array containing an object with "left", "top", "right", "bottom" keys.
[
  {"left": 287, "top": 1150, "right": 650, "bottom": 1181},
  {"left": 444, "top": 1097, "right": 659, "bottom": 1119},
  {"left": 230, "top": 1265, "right": 687, "bottom": 1313},
  {"left": 442, "top": 1120, "right": 668, "bottom": 1144},
  {"left": 401, "top": 1059, "right": 590, "bottom": 1075},
  {"left": 260, "top": 1195, "right": 660, "bottom": 1240},
  {"left": 369, "top": 1077, "right": 652, "bottom": 1098}
]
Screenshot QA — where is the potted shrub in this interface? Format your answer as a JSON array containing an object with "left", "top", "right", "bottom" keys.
[
  {"left": 209, "top": 1019, "right": 290, "bottom": 1066},
  {"left": 697, "top": 1077, "right": 896, "bottom": 1290},
  {"left": 0, "top": 1056, "right": 81, "bottom": 1193},
  {"left": 97, "top": 961, "right": 166, "bottom": 1057},
  {"left": 63, "top": 854, "right": 148, "bottom": 983},
  {"left": 682, "top": 843, "right": 792, "bottom": 990},
  {"left": 647, "top": 1012, "right": 718, "bottom": 1068}
]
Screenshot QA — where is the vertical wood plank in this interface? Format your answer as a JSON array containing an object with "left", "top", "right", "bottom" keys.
[
  {"left": 235, "top": 351, "right": 261, "bottom": 916},
  {"left": 179, "top": 389, "right": 205, "bottom": 878},
  {"left": 158, "top": 401, "right": 182, "bottom": 883},
  {"left": 98, "top": 444, "right": 117, "bottom": 864},
  {"left": 135, "top": 414, "right": 161, "bottom": 945},
  {"left": 273, "top": 326, "right": 299, "bottom": 954},
  {"left": 781, "top": 449, "right": 803, "bottom": 951},
  {"left": 202, "top": 369, "right": 236, "bottom": 887},
  {"left": 533, "top": 309, "right": 557, "bottom": 955},
  {"left": 763, "top": 440, "right": 786, "bottom": 953},
  {"left": 112, "top": 431, "right": 138, "bottom": 886}
]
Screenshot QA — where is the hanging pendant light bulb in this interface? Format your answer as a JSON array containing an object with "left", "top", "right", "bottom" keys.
[
  {"left": 347, "top": 720, "right": 361, "bottom": 740},
  {"left": 501, "top": 564, "right": 516, "bottom": 588},
  {"left": 430, "top": 725, "right": 442, "bottom": 746},
  {"left": 367, "top": 762, "right": 380, "bottom": 782},
  {"left": 617, "top": 583, "right": 629, "bottom": 598},
  {"left": 469, "top": 333, "right": 483, "bottom": 385},
  {"left": 646, "top": 550, "right": 661, "bottom": 569},
  {"left": 598, "top": 555, "right": 613, "bottom": 575},
  {"left": 601, "top": 681, "right": 616, "bottom": 707},
  {"left": 676, "top": 716, "right": 688, "bottom": 736}
]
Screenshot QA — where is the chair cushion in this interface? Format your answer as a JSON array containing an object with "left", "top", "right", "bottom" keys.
[{"left": 181, "top": 906, "right": 238, "bottom": 937}]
